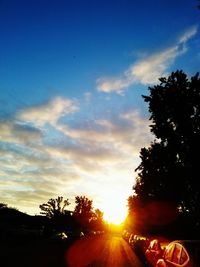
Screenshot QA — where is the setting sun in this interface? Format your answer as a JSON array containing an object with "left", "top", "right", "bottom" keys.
[
  {"left": 103, "top": 209, "right": 127, "bottom": 225},
  {"left": 100, "top": 194, "right": 128, "bottom": 225}
]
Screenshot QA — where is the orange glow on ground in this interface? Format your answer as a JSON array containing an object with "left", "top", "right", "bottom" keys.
[{"left": 66, "top": 234, "right": 141, "bottom": 266}]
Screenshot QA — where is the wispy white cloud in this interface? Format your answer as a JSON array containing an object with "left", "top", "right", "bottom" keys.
[
  {"left": 96, "top": 26, "right": 198, "bottom": 94},
  {"left": 0, "top": 121, "right": 43, "bottom": 145},
  {"left": 17, "top": 96, "right": 79, "bottom": 126},
  {"left": 127, "top": 46, "right": 181, "bottom": 85},
  {"left": 178, "top": 25, "right": 198, "bottom": 43},
  {"left": 96, "top": 78, "right": 131, "bottom": 95}
]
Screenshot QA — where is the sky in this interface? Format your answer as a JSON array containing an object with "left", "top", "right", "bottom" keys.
[{"left": 0, "top": 0, "right": 200, "bottom": 219}]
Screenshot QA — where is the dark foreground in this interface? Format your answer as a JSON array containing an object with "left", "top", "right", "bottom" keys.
[{"left": 0, "top": 234, "right": 145, "bottom": 267}]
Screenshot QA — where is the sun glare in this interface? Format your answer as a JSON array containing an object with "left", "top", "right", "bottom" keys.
[
  {"left": 101, "top": 196, "right": 128, "bottom": 225},
  {"left": 103, "top": 209, "right": 126, "bottom": 225}
]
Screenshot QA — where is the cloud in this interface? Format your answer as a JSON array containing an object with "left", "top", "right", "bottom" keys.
[
  {"left": 15, "top": 101, "right": 152, "bottom": 174},
  {"left": 0, "top": 121, "right": 43, "bottom": 145},
  {"left": 127, "top": 46, "right": 180, "bottom": 85},
  {"left": 17, "top": 96, "right": 79, "bottom": 126},
  {"left": 0, "top": 97, "right": 153, "bottom": 214},
  {"left": 96, "top": 78, "right": 131, "bottom": 95},
  {"left": 56, "top": 110, "right": 151, "bottom": 148},
  {"left": 178, "top": 25, "right": 198, "bottom": 43},
  {"left": 46, "top": 109, "right": 153, "bottom": 176},
  {"left": 96, "top": 26, "right": 198, "bottom": 94}
]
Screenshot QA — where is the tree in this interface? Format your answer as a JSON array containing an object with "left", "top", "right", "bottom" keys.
[
  {"left": 134, "top": 142, "right": 185, "bottom": 203},
  {"left": 93, "top": 208, "right": 104, "bottom": 221},
  {"left": 89, "top": 208, "right": 105, "bottom": 231},
  {"left": 73, "top": 196, "right": 94, "bottom": 228},
  {"left": 0, "top": 203, "right": 8, "bottom": 209},
  {"left": 39, "top": 196, "right": 70, "bottom": 218},
  {"left": 132, "top": 70, "right": 200, "bottom": 234}
]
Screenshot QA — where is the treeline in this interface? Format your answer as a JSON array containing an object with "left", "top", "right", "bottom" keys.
[
  {"left": 0, "top": 195, "right": 106, "bottom": 240},
  {"left": 39, "top": 195, "right": 105, "bottom": 235}
]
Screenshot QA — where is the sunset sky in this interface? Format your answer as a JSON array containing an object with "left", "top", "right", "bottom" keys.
[{"left": 0, "top": 0, "right": 199, "bottom": 218}]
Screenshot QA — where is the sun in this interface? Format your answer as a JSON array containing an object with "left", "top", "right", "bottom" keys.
[
  {"left": 103, "top": 208, "right": 127, "bottom": 225},
  {"left": 101, "top": 195, "right": 128, "bottom": 225}
]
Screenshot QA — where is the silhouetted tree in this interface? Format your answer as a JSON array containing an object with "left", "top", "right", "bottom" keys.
[
  {"left": 39, "top": 196, "right": 70, "bottom": 218},
  {"left": 39, "top": 196, "right": 72, "bottom": 234},
  {"left": 94, "top": 208, "right": 104, "bottom": 221},
  {"left": 0, "top": 203, "right": 7, "bottom": 209},
  {"left": 89, "top": 208, "right": 105, "bottom": 230},
  {"left": 132, "top": 70, "right": 200, "bottom": 234},
  {"left": 134, "top": 142, "right": 185, "bottom": 203},
  {"left": 73, "top": 196, "right": 94, "bottom": 228}
]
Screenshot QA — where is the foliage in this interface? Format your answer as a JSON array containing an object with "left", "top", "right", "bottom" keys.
[
  {"left": 93, "top": 208, "right": 104, "bottom": 221},
  {"left": 89, "top": 208, "right": 105, "bottom": 230},
  {"left": 0, "top": 203, "right": 8, "bottom": 209},
  {"left": 132, "top": 70, "right": 200, "bottom": 232},
  {"left": 39, "top": 196, "right": 70, "bottom": 218},
  {"left": 73, "top": 196, "right": 94, "bottom": 228}
]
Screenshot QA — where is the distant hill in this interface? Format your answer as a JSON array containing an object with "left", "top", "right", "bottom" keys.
[{"left": 0, "top": 207, "right": 47, "bottom": 228}]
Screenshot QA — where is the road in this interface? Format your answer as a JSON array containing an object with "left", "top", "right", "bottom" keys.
[{"left": 65, "top": 234, "right": 145, "bottom": 267}]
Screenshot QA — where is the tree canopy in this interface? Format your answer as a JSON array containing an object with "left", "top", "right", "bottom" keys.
[
  {"left": 73, "top": 196, "right": 94, "bottom": 227},
  {"left": 39, "top": 195, "right": 105, "bottom": 233},
  {"left": 0, "top": 203, "right": 8, "bottom": 209},
  {"left": 132, "top": 70, "right": 200, "bottom": 233},
  {"left": 39, "top": 196, "right": 70, "bottom": 218}
]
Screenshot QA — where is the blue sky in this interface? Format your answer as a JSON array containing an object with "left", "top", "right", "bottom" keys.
[{"left": 0, "top": 0, "right": 199, "bottom": 218}]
